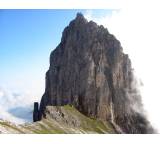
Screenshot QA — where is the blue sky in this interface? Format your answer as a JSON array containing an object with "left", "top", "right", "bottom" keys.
[
  {"left": 0, "top": 9, "right": 113, "bottom": 91},
  {"left": 0, "top": 10, "right": 83, "bottom": 90},
  {"left": 0, "top": 9, "right": 114, "bottom": 123}
]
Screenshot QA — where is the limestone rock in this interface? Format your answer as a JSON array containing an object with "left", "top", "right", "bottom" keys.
[{"left": 38, "top": 13, "right": 154, "bottom": 133}]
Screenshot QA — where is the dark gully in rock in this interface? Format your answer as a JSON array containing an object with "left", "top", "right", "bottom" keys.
[{"left": 33, "top": 13, "right": 154, "bottom": 134}]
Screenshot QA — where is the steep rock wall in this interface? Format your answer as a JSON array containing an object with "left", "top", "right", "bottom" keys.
[{"left": 38, "top": 13, "right": 154, "bottom": 133}]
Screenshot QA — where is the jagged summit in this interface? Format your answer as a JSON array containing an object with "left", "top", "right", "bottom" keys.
[
  {"left": 34, "top": 13, "right": 154, "bottom": 134},
  {"left": 70, "top": 12, "right": 88, "bottom": 26},
  {"left": 75, "top": 12, "right": 86, "bottom": 21}
]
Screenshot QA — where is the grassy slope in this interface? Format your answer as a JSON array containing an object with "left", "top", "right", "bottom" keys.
[{"left": 0, "top": 105, "right": 115, "bottom": 134}]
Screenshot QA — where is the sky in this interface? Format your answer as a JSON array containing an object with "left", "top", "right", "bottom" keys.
[
  {"left": 0, "top": 7, "right": 160, "bottom": 132},
  {"left": 0, "top": 9, "right": 83, "bottom": 96}
]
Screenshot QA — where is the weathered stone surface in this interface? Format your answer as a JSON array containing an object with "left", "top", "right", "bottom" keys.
[{"left": 38, "top": 13, "right": 154, "bottom": 133}]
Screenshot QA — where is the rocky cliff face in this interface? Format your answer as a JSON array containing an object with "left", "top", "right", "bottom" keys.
[{"left": 36, "top": 13, "right": 154, "bottom": 133}]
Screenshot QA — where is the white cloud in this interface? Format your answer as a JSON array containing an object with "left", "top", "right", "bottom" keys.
[
  {"left": 0, "top": 87, "right": 34, "bottom": 124},
  {"left": 0, "top": 106, "right": 25, "bottom": 124},
  {"left": 84, "top": 2, "right": 160, "bottom": 132}
]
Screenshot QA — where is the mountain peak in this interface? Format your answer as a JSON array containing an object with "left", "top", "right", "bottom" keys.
[
  {"left": 34, "top": 14, "right": 154, "bottom": 134},
  {"left": 76, "top": 12, "right": 85, "bottom": 19},
  {"left": 72, "top": 12, "right": 88, "bottom": 25}
]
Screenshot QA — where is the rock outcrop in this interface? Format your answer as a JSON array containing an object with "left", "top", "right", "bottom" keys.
[
  {"left": 37, "top": 13, "right": 154, "bottom": 133},
  {"left": 33, "top": 102, "right": 40, "bottom": 122},
  {"left": 0, "top": 105, "right": 115, "bottom": 134}
]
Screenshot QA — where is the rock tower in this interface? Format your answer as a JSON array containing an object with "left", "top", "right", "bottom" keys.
[{"left": 34, "top": 13, "right": 154, "bottom": 133}]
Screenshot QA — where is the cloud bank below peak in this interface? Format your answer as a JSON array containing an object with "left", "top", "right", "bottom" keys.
[{"left": 0, "top": 87, "right": 35, "bottom": 124}]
